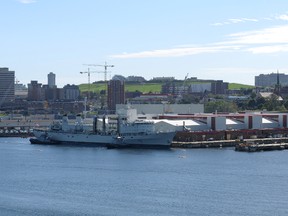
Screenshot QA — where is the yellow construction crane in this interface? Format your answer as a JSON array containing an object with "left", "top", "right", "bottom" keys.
[{"left": 83, "top": 61, "right": 114, "bottom": 81}]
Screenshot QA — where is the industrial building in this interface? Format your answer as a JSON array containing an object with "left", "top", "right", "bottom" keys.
[
  {"left": 153, "top": 112, "right": 285, "bottom": 131},
  {"left": 152, "top": 112, "right": 288, "bottom": 142},
  {"left": 115, "top": 105, "right": 288, "bottom": 141},
  {"left": 161, "top": 80, "right": 228, "bottom": 95},
  {"left": 117, "top": 103, "right": 204, "bottom": 115}
]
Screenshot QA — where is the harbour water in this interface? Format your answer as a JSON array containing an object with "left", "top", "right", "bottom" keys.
[{"left": 1, "top": 138, "right": 288, "bottom": 216}]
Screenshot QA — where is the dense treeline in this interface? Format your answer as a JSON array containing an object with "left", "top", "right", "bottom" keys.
[{"left": 203, "top": 94, "right": 288, "bottom": 113}]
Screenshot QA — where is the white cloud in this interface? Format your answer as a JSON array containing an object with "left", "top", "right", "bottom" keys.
[
  {"left": 18, "top": 0, "right": 37, "bottom": 4},
  {"left": 227, "top": 25, "right": 288, "bottom": 44},
  {"left": 110, "top": 24, "right": 288, "bottom": 58},
  {"left": 276, "top": 14, "right": 288, "bottom": 21},
  {"left": 211, "top": 17, "right": 259, "bottom": 26},
  {"left": 247, "top": 45, "right": 288, "bottom": 54},
  {"left": 110, "top": 45, "right": 241, "bottom": 59},
  {"left": 211, "top": 13, "right": 288, "bottom": 26},
  {"left": 219, "top": 25, "right": 288, "bottom": 54}
]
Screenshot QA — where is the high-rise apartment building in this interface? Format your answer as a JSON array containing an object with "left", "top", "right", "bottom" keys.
[
  {"left": 255, "top": 73, "right": 288, "bottom": 87},
  {"left": 48, "top": 72, "right": 56, "bottom": 88},
  {"left": 27, "top": 81, "right": 44, "bottom": 101},
  {"left": 0, "top": 67, "right": 15, "bottom": 103},
  {"left": 63, "top": 84, "right": 80, "bottom": 100},
  {"left": 107, "top": 80, "right": 125, "bottom": 113},
  {"left": 211, "top": 80, "right": 229, "bottom": 94}
]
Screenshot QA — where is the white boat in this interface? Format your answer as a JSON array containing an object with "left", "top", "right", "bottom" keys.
[{"left": 30, "top": 108, "right": 176, "bottom": 148}]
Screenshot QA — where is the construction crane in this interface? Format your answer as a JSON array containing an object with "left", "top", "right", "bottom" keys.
[
  {"left": 83, "top": 61, "right": 114, "bottom": 81},
  {"left": 176, "top": 73, "right": 189, "bottom": 103},
  {"left": 80, "top": 68, "right": 99, "bottom": 100}
]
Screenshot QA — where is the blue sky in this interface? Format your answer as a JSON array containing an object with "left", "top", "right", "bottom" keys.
[{"left": 2, "top": 0, "right": 288, "bottom": 87}]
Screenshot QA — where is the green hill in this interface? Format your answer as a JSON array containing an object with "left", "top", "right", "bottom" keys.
[
  {"left": 79, "top": 82, "right": 162, "bottom": 93},
  {"left": 229, "top": 83, "right": 254, "bottom": 89},
  {"left": 79, "top": 82, "right": 254, "bottom": 93}
]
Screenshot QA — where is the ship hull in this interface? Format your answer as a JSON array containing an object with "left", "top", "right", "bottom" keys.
[{"left": 31, "top": 129, "right": 175, "bottom": 148}]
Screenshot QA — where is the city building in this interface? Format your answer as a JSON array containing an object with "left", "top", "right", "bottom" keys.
[
  {"left": 48, "top": 72, "right": 56, "bottom": 88},
  {"left": 190, "top": 83, "right": 211, "bottom": 93},
  {"left": 128, "top": 94, "right": 172, "bottom": 104},
  {"left": 152, "top": 77, "right": 175, "bottom": 82},
  {"left": 27, "top": 81, "right": 44, "bottom": 101},
  {"left": 63, "top": 84, "right": 80, "bottom": 100},
  {"left": 111, "top": 75, "right": 126, "bottom": 81},
  {"left": 15, "top": 83, "right": 28, "bottom": 99},
  {"left": 161, "top": 80, "right": 228, "bottom": 95},
  {"left": 126, "top": 76, "right": 146, "bottom": 82},
  {"left": 255, "top": 73, "right": 288, "bottom": 87},
  {"left": 0, "top": 67, "right": 15, "bottom": 103},
  {"left": 43, "top": 85, "right": 60, "bottom": 101},
  {"left": 28, "top": 73, "right": 80, "bottom": 102},
  {"left": 211, "top": 80, "right": 229, "bottom": 94},
  {"left": 107, "top": 80, "right": 125, "bottom": 113},
  {"left": 117, "top": 103, "right": 204, "bottom": 115}
]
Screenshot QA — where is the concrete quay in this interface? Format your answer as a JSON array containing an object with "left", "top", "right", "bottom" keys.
[
  {"left": 235, "top": 143, "right": 288, "bottom": 152},
  {"left": 0, "top": 119, "right": 52, "bottom": 137},
  {"left": 171, "top": 140, "right": 237, "bottom": 148},
  {"left": 171, "top": 137, "right": 288, "bottom": 149},
  {"left": 0, "top": 119, "right": 52, "bottom": 129}
]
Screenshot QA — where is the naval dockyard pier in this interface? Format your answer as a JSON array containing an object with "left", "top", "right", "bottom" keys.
[
  {"left": 171, "top": 137, "right": 288, "bottom": 150},
  {"left": 2, "top": 117, "right": 288, "bottom": 152}
]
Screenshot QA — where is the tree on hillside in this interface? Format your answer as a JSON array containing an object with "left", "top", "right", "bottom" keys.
[{"left": 204, "top": 101, "right": 238, "bottom": 113}]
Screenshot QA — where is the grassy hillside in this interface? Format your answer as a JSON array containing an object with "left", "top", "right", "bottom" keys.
[
  {"left": 79, "top": 83, "right": 162, "bottom": 93},
  {"left": 125, "top": 83, "right": 161, "bottom": 93},
  {"left": 79, "top": 82, "right": 254, "bottom": 93},
  {"left": 229, "top": 83, "right": 254, "bottom": 89},
  {"left": 79, "top": 83, "right": 106, "bottom": 93}
]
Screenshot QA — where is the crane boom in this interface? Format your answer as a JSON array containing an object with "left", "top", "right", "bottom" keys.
[
  {"left": 80, "top": 68, "right": 101, "bottom": 99},
  {"left": 176, "top": 73, "right": 189, "bottom": 103},
  {"left": 83, "top": 61, "right": 114, "bottom": 81}
]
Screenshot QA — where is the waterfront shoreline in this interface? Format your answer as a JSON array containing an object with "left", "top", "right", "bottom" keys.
[
  {"left": 171, "top": 137, "right": 288, "bottom": 148},
  {"left": 2, "top": 135, "right": 288, "bottom": 150}
]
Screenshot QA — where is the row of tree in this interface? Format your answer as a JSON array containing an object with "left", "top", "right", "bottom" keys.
[{"left": 204, "top": 94, "right": 287, "bottom": 113}]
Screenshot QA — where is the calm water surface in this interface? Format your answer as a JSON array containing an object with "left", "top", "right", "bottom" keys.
[{"left": 1, "top": 138, "right": 288, "bottom": 216}]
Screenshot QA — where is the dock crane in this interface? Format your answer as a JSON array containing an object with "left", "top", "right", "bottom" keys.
[{"left": 83, "top": 61, "right": 114, "bottom": 82}]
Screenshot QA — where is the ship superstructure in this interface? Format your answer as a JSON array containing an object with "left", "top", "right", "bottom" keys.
[{"left": 30, "top": 107, "right": 175, "bottom": 148}]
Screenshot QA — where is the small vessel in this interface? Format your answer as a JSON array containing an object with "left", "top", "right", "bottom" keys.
[
  {"left": 30, "top": 107, "right": 176, "bottom": 148},
  {"left": 235, "top": 142, "right": 258, "bottom": 152},
  {"left": 235, "top": 141, "right": 287, "bottom": 152}
]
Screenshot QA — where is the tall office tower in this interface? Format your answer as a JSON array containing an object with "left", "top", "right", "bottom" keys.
[
  {"left": 48, "top": 72, "right": 56, "bottom": 88},
  {"left": 0, "top": 67, "right": 15, "bottom": 103},
  {"left": 107, "top": 80, "right": 125, "bottom": 113}
]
